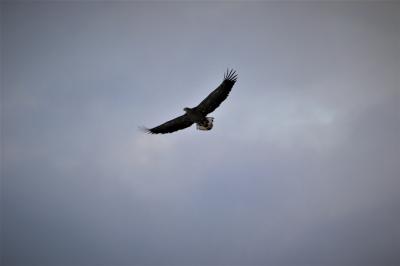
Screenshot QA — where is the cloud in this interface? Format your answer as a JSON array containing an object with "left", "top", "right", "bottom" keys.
[{"left": 2, "top": 1, "right": 399, "bottom": 265}]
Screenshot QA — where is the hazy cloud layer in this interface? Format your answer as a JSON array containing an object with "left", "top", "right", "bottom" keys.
[{"left": 1, "top": 2, "right": 399, "bottom": 265}]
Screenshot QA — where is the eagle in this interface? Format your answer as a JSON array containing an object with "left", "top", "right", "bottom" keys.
[{"left": 143, "top": 69, "right": 238, "bottom": 134}]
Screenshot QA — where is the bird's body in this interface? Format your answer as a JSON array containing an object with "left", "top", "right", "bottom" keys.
[
  {"left": 183, "top": 107, "right": 208, "bottom": 126},
  {"left": 143, "top": 69, "right": 237, "bottom": 134}
]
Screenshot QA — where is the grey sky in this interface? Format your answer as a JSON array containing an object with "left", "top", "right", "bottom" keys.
[{"left": 1, "top": 1, "right": 400, "bottom": 265}]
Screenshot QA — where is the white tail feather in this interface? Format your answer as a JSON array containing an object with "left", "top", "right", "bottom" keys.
[{"left": 196, "top": 117, "right": 214, "bottom": 131}]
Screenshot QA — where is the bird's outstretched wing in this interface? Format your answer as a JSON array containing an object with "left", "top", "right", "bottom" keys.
[
  {"left": 195, "top": 69, "right": 238, "bottom": 115},
  {"left": 142, "top": 114, "right": 194, "bottom": 134}
]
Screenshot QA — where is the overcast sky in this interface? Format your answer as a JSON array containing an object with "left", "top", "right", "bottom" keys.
[{"left": 1, "top": 1, "right": 400, "bottom": 266}]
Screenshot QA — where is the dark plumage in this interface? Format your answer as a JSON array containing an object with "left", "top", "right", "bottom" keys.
[{"left": 142, "top": 69, "right": 238, "bottom": 134}]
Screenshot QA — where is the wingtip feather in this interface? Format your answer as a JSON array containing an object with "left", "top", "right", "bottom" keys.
[
  {"left": 138, "top": 126, "right": 154, "bottom": 134},
  {"left": 224, "top": 68, "right": 238, "bottom": 82}
]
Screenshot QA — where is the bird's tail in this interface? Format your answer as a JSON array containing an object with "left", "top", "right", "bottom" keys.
[{"left": 196, "top": 117, "right": 214, "bottom": 131}]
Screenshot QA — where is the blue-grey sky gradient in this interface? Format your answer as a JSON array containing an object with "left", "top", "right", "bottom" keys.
[{"left": 1, "top": 1, "right": 400, "bottom": 265}]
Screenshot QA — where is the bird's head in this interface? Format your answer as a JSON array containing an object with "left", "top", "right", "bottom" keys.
[{"left": 183, "top": 107, "right": 191, "bottom": 113}]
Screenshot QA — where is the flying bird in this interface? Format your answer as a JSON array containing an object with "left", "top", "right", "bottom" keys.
[{"left": 143, "top": 69, "right": 238, "bottom": 134}]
